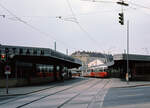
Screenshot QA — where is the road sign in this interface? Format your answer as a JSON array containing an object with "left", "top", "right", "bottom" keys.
[
  {"left": 5, "top": 65, "right": 11, "bottom": 71},
  {"left": 4, "top": 65, "right": 11, "bottom": 94},
  {"left": 5, "top": 71, "right": 11, "bottom": 75},
  {"left": 4, "top": 65, "right": 11, "bottom": 75}
]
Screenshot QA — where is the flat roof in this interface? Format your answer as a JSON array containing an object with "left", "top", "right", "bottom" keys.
[
  {"left": 0, "top": 45, "right": 82, "bottom": 65},
  {"left": 113, "top": 54, "right": 150, "bottom": 61}
]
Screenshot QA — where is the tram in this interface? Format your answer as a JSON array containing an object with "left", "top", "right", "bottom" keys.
[{"left": 84, "top": 66, "right": 109, "bottom": 78}]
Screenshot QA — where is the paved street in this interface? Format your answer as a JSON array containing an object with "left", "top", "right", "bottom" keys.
[
  {"left": 0, "top": 77, "right": 150, "bottom": 108},
  {"left": 103, "top": 86, "right": 150, "bottom": 108},
  {"left": 0, "top": 78, "right": 111, "bottom": 108}
]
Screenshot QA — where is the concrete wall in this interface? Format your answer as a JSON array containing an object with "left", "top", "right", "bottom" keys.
[
  {"left": 0, "top": 75, "right": 71, "bottom": 87},
  {"left": 0, "top": 78, "right": 18, "bottom": 87}
]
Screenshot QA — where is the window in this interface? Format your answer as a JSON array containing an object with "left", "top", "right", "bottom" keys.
[
  {"left": 33, "top": 50, "right": 37, "bottom": 55},
  {"left": 12, "top": 48, "right": 16, "bottom": 53},
  {"left": 19, "top": 49, "right": 23, "bottom": 54},
  {"left": 41, "top": 50, "right": 44, "bottom": 55},
  {"left": 5, "top": 48, "right": 9, "bottom": 53},
  {"left": 26, "top": 49, "right": 30, "bottom": 55},
  {"left": 49, "top": 65, "right": 54, "bottom": 72},
  {"left": 56, "top": 66, "right": 60, "bottom": 71}
]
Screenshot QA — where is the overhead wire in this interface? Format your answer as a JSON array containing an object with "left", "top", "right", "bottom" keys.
[
  {"left": 81, "top": 0, "right": 150, "bottom": 12},
  {"left": 129, "top": 2, "right": 150, "bottom": 10},
  {"left": 66, "top": 0, "right": 103, "bottom": 49},
  {"left": 0, "top": 2, "right": 77, "bottom": 51}
]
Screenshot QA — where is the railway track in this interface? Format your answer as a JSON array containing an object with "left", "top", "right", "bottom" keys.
[
  {"left": 0, "top": 78, "right": 96, "bottom": 108},
  {"left": 0, "top": 78, "right": 111, "bottom": 108},
  {"left": 57, "top": 79, "right": 104, "bottom": 108},
  {"left": 87, "top": 79, "right": 112, "bottom": 108},
  {"left": 57, "top": 79, "right": 111, "bottom": 108}
]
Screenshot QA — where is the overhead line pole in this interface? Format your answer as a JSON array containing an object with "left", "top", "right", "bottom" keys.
[
  {"left": 54, "top": 41, "right": 56, "bottom": 51},
  {"left": 126, "top": 20, "right": 129, "bottom": 84}
]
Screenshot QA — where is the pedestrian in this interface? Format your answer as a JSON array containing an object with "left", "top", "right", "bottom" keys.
[{"left": 62, "top": 72, "right": 65, "bottom": 82}]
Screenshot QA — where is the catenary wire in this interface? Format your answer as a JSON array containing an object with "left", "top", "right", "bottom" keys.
[
  {"left": 0, "top": 3, "right": 77, "bottom": 51},
  {"left": 129, "top": 2, "right": 150, "bottom": 10},
  {"left": 66, "top": 0, "right": 103, "bottom": 49}
]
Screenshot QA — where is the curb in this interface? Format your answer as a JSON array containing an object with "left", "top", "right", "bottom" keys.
[
  {"left": 0, "top": 78, "right": 77, "bottom": 97},
  {"left": 0, "top": 85, "right": 57, "bottom": 97},
  {"left": 112, "top": 83, "right": 150, "bottom": 88},
  {"left": 0, "top": 93, "right": 24, "bottom": 97}
]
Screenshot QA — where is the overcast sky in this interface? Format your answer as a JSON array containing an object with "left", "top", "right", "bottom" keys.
[{"left": 0, "top": 0, "right": 150, "bottom": 55}]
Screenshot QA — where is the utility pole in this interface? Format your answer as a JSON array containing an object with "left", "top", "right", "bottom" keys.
[
  {"left": 66, "top": 49, "right": 68, "bottom": 55},
  {"left": 126, "top": 20, "right": 129, "bottom": 84},
  {"left": 54, "top": 41, "right": 56, "bottom": 51}
]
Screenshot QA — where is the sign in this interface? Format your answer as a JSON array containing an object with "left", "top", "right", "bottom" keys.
[
  {"left": 4, "top": 65, "right": 11, "bottom": 75},
  {"left": 5, "top": 65, "right": 11, "bottom": 71},
  {"left": 5, "top": 71, "right": 11, "bottom": 75}
]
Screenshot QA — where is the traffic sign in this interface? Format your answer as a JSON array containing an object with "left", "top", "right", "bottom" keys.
[
  {"left": 4, "top": 65, "right": 11, "bottom": 75},
  {"left": 5, "top": 65, "right": 11, "bottom": 72},
  {"left": 5, "top": 71, "right": 11, "bottom": 75}
]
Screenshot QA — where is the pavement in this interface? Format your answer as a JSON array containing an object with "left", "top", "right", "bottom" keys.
[
  {"left": 1, "top": 78, "right": 150, "bottom": 96},
  {"left": 0, "top": 82, "right": 57, "bottom": 96},
  {"left": 103, "top": 84, "right": 150, "bottom": 108},
  {"left": 110, "top": 78, "right": 150, "bottom": 88}
]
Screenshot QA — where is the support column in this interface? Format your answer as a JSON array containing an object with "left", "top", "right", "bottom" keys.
[
  {"left": 53, "top": 65, "right": 57, "bottom": 81},
  {"left": 59, "top": 65, "right": 63, "bottom": 81}
]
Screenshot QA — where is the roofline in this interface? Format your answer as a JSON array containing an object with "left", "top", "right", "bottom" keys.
[
  {"left": 113, "top": 54, "right": 150, "bottom": 61},
  {"left": 0, "top": 44, "right": 82, "bottom": 65}
]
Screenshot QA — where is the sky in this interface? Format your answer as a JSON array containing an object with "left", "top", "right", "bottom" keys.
[{"left": 0, "top": 0, "right": 150, "bottom": 55}]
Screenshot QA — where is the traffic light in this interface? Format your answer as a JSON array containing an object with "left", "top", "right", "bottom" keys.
[
  {"left": 1, "top": 54, "right": 6, "bottom": 61},
  {"left": 119, "top": 12, "right": 124, "bottom": 25}
]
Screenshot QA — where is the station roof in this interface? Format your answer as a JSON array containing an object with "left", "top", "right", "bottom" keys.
[
  {"left": 0, "top": 45, "right": 82, "bottom": 67},
  {"left": 114, "top": 54, "right": 150, "bottom": 61}
]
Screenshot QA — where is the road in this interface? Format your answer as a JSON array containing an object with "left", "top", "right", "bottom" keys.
[
  {"left": 0, "top": 78, "right": 111, "bottom": 108},
  {"left": 0, "top": 77, "right": 150, "bottom": 108},
  {"left": 103, "top": 86, "right": 150, "bottom": 108}
]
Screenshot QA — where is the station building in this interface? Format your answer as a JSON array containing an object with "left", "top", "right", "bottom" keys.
[
  {"left": 110, "top": 54, "right": 150, "bottom": 80},
  {"left": 0, "top": 45, "right": 81, "bottom": 87}
]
